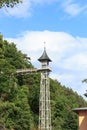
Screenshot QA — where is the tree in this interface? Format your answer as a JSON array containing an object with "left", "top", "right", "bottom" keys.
[
  {"left": 0, "top": 0, "right": 22, "bottom": 8},
  {"left": 0, "top": 85, "right": 34, "bottom": 130},
  {"left": 4, "top": 40, "right": 32, "bottom": 69},
  {"left": 0, "top": 34, "right": 35, "bottom": 129}
]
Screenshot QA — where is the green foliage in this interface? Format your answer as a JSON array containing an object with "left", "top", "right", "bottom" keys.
[
  {"left": 0, "top": 0, "right": 22, "bottom": 8},
  {"left": 0, "top": 34, "right": 34, "bottom": 129},
  {"left": 50, "top": 79, "right": 87, "bottom": 130},
  {"left": 4, "top": 40, "right": 32, "bottom": 69},
  {"left": 0, "top": 34, "right": 87, "bottom": 130},
  {"left": 0, "top": 86, "right": 33, "bottom": 130}
]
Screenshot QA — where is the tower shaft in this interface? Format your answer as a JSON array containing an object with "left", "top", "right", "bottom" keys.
[
  {"left": 39, "top": 70, "right": 51, "bottom": 130},
  {"left": 38, "top": 47, "right": 52, "bottom": 130}
]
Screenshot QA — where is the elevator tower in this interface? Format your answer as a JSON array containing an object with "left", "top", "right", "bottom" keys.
[{"left": 38, "top": 47, "right": 52, "bottom": 130}]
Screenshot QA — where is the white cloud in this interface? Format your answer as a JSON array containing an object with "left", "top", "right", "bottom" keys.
[
  {"left": 6, "top": 30, "right": 87, "bottom": 97},
  {"left": 51, "top": 73, "right": 75, "bottom": 85},
  {"left": 62, "top": 0, "right": 87, "bottom": 16},
  {"left": 6, "top": 30, "right": 76, "bottom": 62},
  {"left": 61, "top": 53, "right": 87, "bottom": 71}
]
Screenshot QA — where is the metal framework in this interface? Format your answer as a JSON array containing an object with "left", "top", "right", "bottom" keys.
[
  {"left": 16, "top": 68, "right": 37, "bottom": 75},
  {"left": 16, "top": 48, "right": 52, "bottom": 130},
  {"left": 38, "top": 47, "right": 52, "bottom": 130},
  {"left": 39, "top": 68, "right": 52, "bottom": 130}
]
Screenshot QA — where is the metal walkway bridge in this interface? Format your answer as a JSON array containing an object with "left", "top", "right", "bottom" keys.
[
  {"left": 16, "top": 68, "right": 38, "bottom": 75},
  {"left": 16, "top": 67, "right": 51, "bottom": 75}
]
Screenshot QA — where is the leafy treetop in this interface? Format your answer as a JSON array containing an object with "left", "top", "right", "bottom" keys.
[{"left": 0, "top": 0, "right": 22, "bottom": 8}]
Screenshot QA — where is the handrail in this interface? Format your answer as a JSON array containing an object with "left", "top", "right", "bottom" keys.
[
  {"left": 16, "top": 68, "right": 37, "bottom": 74},
  {"left": 16, "top": 67, "right": 51, "bottom": 75}
]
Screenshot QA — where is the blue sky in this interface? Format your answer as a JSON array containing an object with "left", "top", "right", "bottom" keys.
[
  {"left": 1, "top": 0, "right": 87, "bottom": 98},
  {"left": 1, "top": 0, "right": 87, "bottom": 37}
]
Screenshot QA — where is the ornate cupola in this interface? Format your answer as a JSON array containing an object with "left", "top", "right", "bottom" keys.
[
  {"left": 38, "top": 47, "right": 52, "bottom": 71},
  {"left": 38, "top": 47, "right": 51, "bottom": 62}
]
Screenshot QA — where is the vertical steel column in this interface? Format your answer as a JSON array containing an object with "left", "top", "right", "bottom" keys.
[{"left": 39, "top": 70, "right": 52, "bottom": 130}]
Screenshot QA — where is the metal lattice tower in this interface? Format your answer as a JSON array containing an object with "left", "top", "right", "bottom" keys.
[
  {"left": 16, "top": 47, "right": 52, "bottom": 130},
  {"left": 38, "top": 48, "right": 52, "bottom": 130}
]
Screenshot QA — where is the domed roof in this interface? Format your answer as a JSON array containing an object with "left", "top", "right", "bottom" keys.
[{"left": 38, "top": 48, "right": 52, "bottom": 62}]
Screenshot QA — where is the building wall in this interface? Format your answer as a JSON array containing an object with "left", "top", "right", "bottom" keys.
[{"left": 79, "top": 111, "right": 87, "bottom": 130}]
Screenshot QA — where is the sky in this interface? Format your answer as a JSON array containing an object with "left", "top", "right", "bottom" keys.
[{"left": 0, "top": 0, "right": 87, "bottom": 98}]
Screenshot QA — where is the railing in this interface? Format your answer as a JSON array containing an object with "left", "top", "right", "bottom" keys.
[
  {"left": 38, "top": 67, "right": 51, "bottom": 72},
  {"left": 16, "top": 68, "right": 37, "bottom": 75},
  {"left": 16, "top": 67, "right": 51, "bottom": 75}
]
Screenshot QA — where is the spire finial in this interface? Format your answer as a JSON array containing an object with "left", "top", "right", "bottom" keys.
[{"left": 44, "top": 41, "right": 46, "bottom": 50}]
